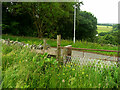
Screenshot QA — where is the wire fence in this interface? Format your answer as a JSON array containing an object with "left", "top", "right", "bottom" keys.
[
  {"left": 63, "top": 55, "right": 118, "bottom": 69},
  {"left": 60, "top": 46, "right": 119, "bottom": 62},
  {"left": 61, "top": 45, "right": 119, "bottom": 69}
]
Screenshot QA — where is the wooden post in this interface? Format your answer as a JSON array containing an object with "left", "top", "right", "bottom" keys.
[
  {"left": 83, "top": 51, "right": 84, "bottom": 58},
  {"left": 66, "top": 45, "right": 72, "bottom": 56},
  {"left": 57, "top": 35, "right": 61, "bottom": 61},
  {"left": 117, "top": 46, "right": 120, "bottom": 67},
  {"left": 63, "top": 47, "right": 67, "bottom": 64},
  {"left": 43, "top": 39, "right": 47, "bottom": 50},
  {"left": 63, "top": 45, "right": 72, "bottom": 65},
  {"left": 8, "top": 38, "right": 10, "bottom": 45}
]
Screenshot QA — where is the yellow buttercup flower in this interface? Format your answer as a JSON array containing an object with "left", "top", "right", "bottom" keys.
[
  {"left": 72, "top": 68, "right": 75, "bottom": 71},
  {"left": 82, "top": 72, "right": 84, "bottom": 74},
  {"left": 63, "top": 73, "right": 65, "bottom": 75},
  {"left": 68, "top": 65, "right": 71, "bottom": 67}
]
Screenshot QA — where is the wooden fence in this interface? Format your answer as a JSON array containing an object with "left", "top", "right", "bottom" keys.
[{"left": 37, "top": 35, "right": 120, "bottom": 66}]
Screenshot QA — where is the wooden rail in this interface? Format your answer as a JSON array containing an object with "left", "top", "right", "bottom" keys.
[
  {"left": 60, "top": 46, "right": 119, "bottom": 52},
  {"left": 35, "top": 35, "right": 120, "bottom": 66}
]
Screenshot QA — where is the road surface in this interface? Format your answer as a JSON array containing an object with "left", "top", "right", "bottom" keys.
[{"left": 50, "top": 47, "right": 118, "bottom": 65}]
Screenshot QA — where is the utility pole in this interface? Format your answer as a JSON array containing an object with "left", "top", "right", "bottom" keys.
[
  {"left": 73, "top": 1, "right": 83, "bottom": 43},
  {"left": 73, "top": 4, "right": 77, "bottom": 43}
]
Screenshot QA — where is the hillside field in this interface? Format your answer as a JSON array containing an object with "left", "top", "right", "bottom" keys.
[{"left": 97, "top": 25, "right": 113, "bottom": 33}]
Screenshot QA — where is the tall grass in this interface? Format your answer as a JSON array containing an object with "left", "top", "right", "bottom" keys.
[{"left": 1, "top": 43, "right": 119, "bottom": 88}]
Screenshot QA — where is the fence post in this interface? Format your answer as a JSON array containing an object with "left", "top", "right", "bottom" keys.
[
  {"left": 8, "top": 38, "right": 10, "bottom": 45},
  {"left": 63, "top": 45, "right": 72, "bottom": 65},
  {"left": 117, "top": 48, "right": 120, "bottom": 67},
  {"left": 43, "top": 39, "right": 47, "bottom": 51},
  {"left": 57, "top": 35, "right": 61, "bottom": 62}
]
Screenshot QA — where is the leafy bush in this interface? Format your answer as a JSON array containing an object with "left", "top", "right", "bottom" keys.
[
  {"left": 98, "top": 34, "right": 117, "bottom": 45},
  {"left": 99, "top": 32, "right": 108, "bottom": 36},
  {"left": 98, "top": 24, "right": 119, "bottom": 45}
]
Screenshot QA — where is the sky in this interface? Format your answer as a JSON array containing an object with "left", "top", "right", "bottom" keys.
[{"left": 79, "top": 0, "right": 120, "bottom": 24}]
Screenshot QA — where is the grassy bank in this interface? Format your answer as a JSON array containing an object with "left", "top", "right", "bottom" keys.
[
  {"left": 1, "top": 43, "right": 119, "bottom": 88},
  {"left": 2, "top": 34, "right": 118, "bottom": 56}
]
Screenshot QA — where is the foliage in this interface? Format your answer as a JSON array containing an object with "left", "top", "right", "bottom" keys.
[
  {"left": 2, "top": 2, "right": 97, "bottom": 40},
  {"left": 76, "top": 11, "right": 97, "bottom": 41},
  {"left": 98, "top": 34, "right": 117, "bottom": 45},
  {"left": 2, "top": 2, "right": 35, "bottom": 36},
  {"left": 112, "top": 24, "right": 118, "bottom": 32},
  {"left": 1, "top": 43, "right": 119, "bottom": 88},
  {"left": 98, "top": 24, "right": 119, "bottom": 45}
]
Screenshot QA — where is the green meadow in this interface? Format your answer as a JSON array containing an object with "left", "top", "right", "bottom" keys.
[{"left": 97, "top": 25, "right": 113, "bottom": 33}]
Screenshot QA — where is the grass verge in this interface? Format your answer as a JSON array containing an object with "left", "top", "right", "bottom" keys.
[{"left": 1, "top": 43, "right": 119, "bottom": 88}]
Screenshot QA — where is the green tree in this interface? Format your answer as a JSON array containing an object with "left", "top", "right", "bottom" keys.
[
  {"left": 2, "top": 2, "right": 35, "bottom": 36},
  {"left": 76, "top": 11, "right": 97, "bottom": 41},
  {"left": 3, "top": 2, "right": 65, "bottom": 38},
  {"left": 2, "top": 2, "right": 98, "bottom": 41}
]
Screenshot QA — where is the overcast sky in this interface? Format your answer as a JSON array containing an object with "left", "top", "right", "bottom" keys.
[{"left": 80, "top": 0, "right": 120, "bottom": 24}]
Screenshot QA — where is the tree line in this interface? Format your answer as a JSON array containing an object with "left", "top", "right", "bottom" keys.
[{"left": 2, "top": 2, "right": 97, "bottom": 41}]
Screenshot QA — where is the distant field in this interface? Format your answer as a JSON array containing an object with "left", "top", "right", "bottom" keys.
[{"left": 97, "top": 25, "right": 113, "bottom": 33}]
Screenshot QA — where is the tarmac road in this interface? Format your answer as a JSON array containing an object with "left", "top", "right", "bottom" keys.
[{"left": 50, "top": 47, "right": 118, "bottom": 65}]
